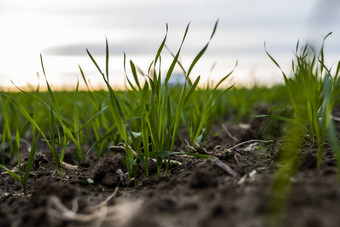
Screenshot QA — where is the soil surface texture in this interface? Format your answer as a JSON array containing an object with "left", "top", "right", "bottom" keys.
[{"left": 1, "top": 110, "right": 340, "bottom": 227}]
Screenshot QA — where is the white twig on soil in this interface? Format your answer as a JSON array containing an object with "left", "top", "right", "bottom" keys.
[
  {"left": 332, "top": 116, "right": 340, "bottom": 122},
  {"left": 109, "top": 145, "right": 138, "bottom": 157},
  {"left": 222, "top": 123, "right": 239, "bottom": 142},
  {"left": 88, "top": 187, "right": 119, "bottom": 211},
  {"left": 71, "top": 197, "right": 79, "bottom": 213},
  {"left": 185, "top": 139, "right": 197, "bottom": 152},
  {"left": 61, "top": 162, "right": 78, "bottom": 170},
  {"left": 237, "top": 174, "right": 247, "bottom": 185},
  {"left": 227, "top": 139, "right": 273, "bottom": 151},
  {"left": 185, "top": 139, "right": 208, "bottom": 155},
  {"left": 109, "top": 145, "right": 126, "bottom": 154},
  {"left": 46, "top": 187, "right": 142, "bottom": 227},
  {"left": 209, "top": 156, "right": 239, "bottom": 177},
  {"left": 166, "top": 159, "right": 182, "bottom": 166},
  {"left": 234, "top": 152, "right": 241, "bottom": 164},
  {"left": 237, "top": 169, "right": 257, "bottom": 185}
]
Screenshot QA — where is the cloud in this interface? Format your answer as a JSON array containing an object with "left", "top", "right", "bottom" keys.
[
  {"left": 43, "top": 41, "right": 159, "bottom": 56},
  {"left": 43, "top": 40, "right": 294, "bottom": 59},
  {"left": 308, "top": 0, "right": 340, "bottom": 25}
]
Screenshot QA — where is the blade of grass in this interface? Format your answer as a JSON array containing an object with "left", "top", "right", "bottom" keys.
[
  {"left": 187, "top": 20, "right": 219, "bottom": 78},
  {"left": 0, "top": 92, "right": 62, "bottom": 173},
  {"left": 23, "top": 133, "right": 39, "bottom": 189}
]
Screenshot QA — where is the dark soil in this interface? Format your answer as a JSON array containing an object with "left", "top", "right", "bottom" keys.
[{"left": 1, "top": 111, "right": 340, "bottom": 227}]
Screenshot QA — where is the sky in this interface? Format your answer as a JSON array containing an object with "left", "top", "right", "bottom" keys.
[{"left": 0, "top": 0, "right": 339, "bottom": 90}]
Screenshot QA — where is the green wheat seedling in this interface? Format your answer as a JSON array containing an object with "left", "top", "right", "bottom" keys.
[
  {"left": 265, "top": 120, "right": 306, "bottom": 227},
  {"left": 86, "top": 21, "right": 220, "bottom": 177},
  {"left": 3, "top": 57, "right": 109, "bottom": 176},
  {"left": 188, "top": 64, "right": 236, "bottom": 145},
  {"left": 124, "top": 21, "right": 223, "bottom": 175},
  {"left": 0, "top": 90, "right": 66, "bottom": 175},
  {"left": 1, "top": 97, "right": 14, "bottom": 163},
  {"left": 0, "top": 94, "right": 30, "bottom": 162},
  {"left": 87, "top": 39, "right": 137, "bottom": 180},
  {"left": 71, "top": 79, "right": 109, "bottom": 160},
  {"left": 265, "top": 60, "right": 340, "bottom": 227},
  {"left": 264, "top": 33, "right": 340, "bottom": 167},
  {"left": 123, "top": 23, "right": 196, "bottom": 175},
  {"left": 265, "top": 34, "right": 340, "bottom": 225},
  {"left": 0, "top": 129, "right": 39, "bottom": 195},
  {"left": 319, "top": 61, "right": 340, "bottom": 175},
  {"left": 163, "top": 36, "right": 236, "bottom": 145},
  {"left": 39, "top": 57, "right": 109, "bottom": 162},
  {"left": 78, "top": 66, "right": 117, "bottom": 158}
]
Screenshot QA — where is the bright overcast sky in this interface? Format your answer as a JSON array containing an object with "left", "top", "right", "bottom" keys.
[{"left": 0, "top": 0, "right": 339, "bottom": 89}]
